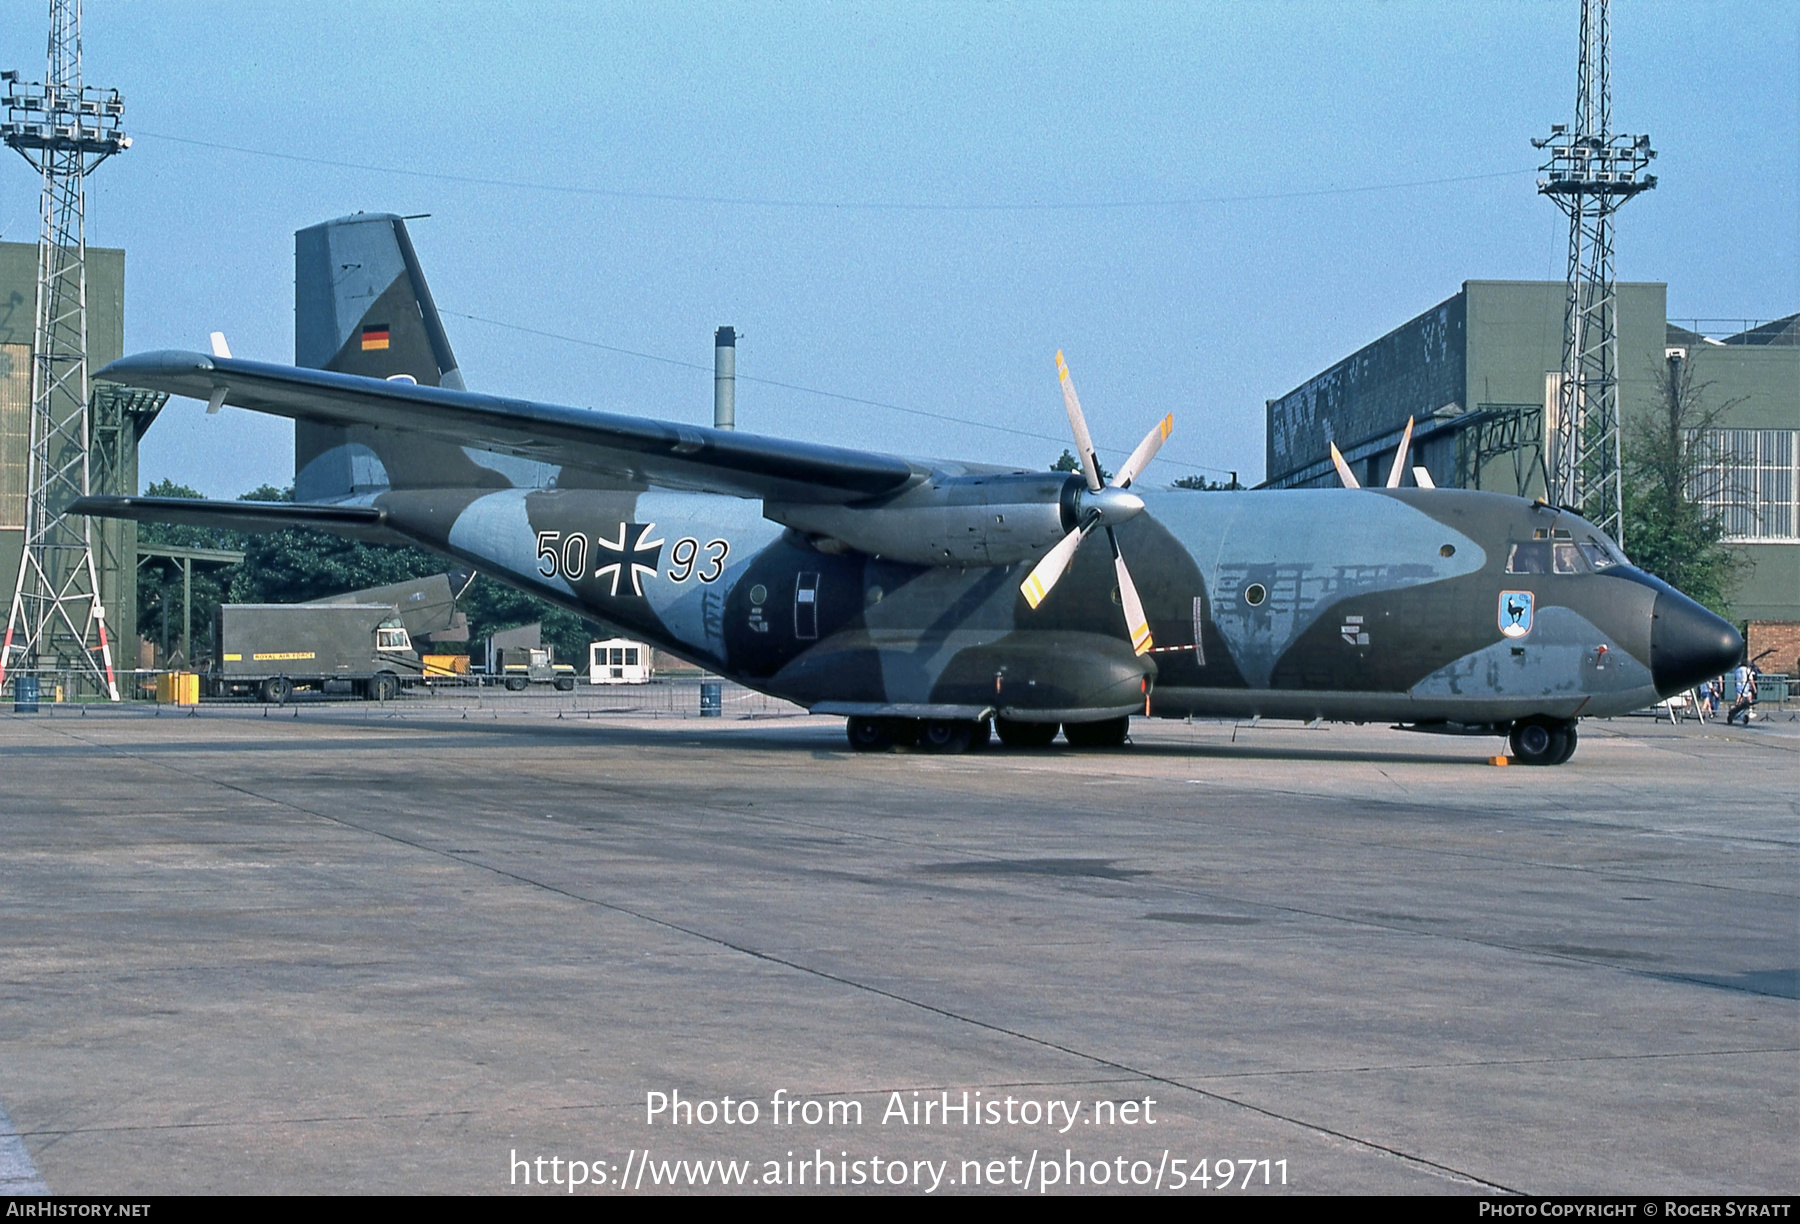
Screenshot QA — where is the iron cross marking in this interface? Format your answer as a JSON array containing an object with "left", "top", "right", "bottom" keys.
[{"left": 594, "top": 522, "right": 665, "bottom": 597}]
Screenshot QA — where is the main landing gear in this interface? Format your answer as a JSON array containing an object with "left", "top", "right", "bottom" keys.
[
  {"left": 1508, "top": 716, "right": 1579, "bottom": 766},
  {"left": 846, "top": 715, "right": 1130, "bottom": 754},
  {"left": 846, "top": 716, "right": 990, "bottom": 753}
]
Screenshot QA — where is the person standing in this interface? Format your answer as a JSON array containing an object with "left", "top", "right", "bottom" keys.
[{"left": 1726, "top": 661, "right": 1757, "bottom": 725}]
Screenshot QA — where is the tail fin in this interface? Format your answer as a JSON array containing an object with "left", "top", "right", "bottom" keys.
[{"left": 293, "top": 213, "right": 498, "bottom": 500}]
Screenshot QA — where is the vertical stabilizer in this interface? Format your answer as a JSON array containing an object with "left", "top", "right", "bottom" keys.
[
  {"left": 296, "top": 212, "right": 463, "bottom": 388},
  {"left": 293, "top": 213, "right": 495, "bottom": 500}
]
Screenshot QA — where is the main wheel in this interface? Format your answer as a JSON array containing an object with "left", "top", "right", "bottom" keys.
[
  {"left": 1063, "top": 715, "right": 1130, "bottom": 748},
  {"left": 260, "top": 676, "right": 292, "bottom": 705},
  {"left": 504, "top": 676, "right": 528, "bottom": 692},
  {"left": 554, "top": 676, "right": 576, "bottom": 692},
  {"left": 995, "top": 718, "right": 1058, "bottom": 748},
  {"left": 1509, "top": 716, "right": 1571, "bottom": 765},
  {"left": 367, "top": 673, "right": 399, "bottom": 702},
  {"left": 918, "top": 718, "right": 975, "bottom": 754},
  {"left": 846, "top": 716, "right": 893, "bottom": 752}
]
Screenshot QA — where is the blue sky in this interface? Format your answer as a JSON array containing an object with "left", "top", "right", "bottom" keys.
[{"left": 2, "top": 2, "right": 1794, "bottom": 496}]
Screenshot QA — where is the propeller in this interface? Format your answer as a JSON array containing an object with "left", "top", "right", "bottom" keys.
[
  {"left": 1383, "top": 416, "right": 1415, "bottom": 489},
  {"left": 1018, "top": 351, "right": 1171, "bottom": 656},
  {"left": 1330, "top": 415, "right": 1419, "bottom": 490}
]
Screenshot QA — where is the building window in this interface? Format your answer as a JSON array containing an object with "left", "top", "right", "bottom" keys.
[{"left": 1690, "top": 429, "right": 1798, "bottom": 542}]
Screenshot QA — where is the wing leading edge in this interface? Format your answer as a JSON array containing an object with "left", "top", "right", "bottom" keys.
[
  {"left": 66, "top": 494, "right": 408, "bottom": 544},
  {"left": 100, "top": 351, "right": 924, "bottom": 505}
]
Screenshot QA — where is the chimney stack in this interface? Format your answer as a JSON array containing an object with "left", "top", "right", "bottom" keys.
[{"left": 713, "top": 326, "right": 736, "bottom": 430}]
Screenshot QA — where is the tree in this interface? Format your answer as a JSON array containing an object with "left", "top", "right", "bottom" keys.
[
  {"left": 1621, "top": 354, "right": 1746, "bottom": 618},
  {"left": 1050, "top": 448, "right": 1110, "bottom": 483},
  {"left": 136, "top": 480, "right": 238, "bottom": 666},
  {"left": 1171, "top": 472, "right": 1243, "bottom": 491}
]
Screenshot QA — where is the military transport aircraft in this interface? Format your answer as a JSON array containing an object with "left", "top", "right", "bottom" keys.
[{"left": 70, "top": 212, "right": 1741, "bottom": 764}]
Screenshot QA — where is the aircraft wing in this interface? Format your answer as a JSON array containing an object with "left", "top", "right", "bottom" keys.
[
  {"left": 68, "top": 495, "right": 386, "bottom": 533},
  {"left": 100, "top": 351, "right": 924, "bottom": 504},
  {"left": 65, "top": 492, "right": 410, "bottom": 545}
]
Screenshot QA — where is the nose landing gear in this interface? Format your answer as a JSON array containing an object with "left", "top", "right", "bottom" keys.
[{"left": 1509, "top": 716, "right": 1579, "bottom": 765}]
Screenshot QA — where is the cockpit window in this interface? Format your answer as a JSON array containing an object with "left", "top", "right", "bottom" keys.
[
  {"left": 1578, "top": 542, "right": 1616, "bottom": 570},
  {"left": 1508, "top": 540, "right": 1590, "bottom": 575},
  {"left": 1506, "top": 542, "right": 1550, "bottom": 573}
]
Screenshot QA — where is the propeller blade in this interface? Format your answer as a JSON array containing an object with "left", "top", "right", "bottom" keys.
[
  {"left": 1056, "top": 350, "right": 1104, "bottom": 492},
  {"left": 1329, "top": 441, "right": 1360, "bottom": 489},
  {"left": 1112, "top": 413, "right": 1173, "bottom": 489},
  {"left": 1384, "top": 416, "right": 1415, "bottom": 489},
  {"left": 1412, "top": 466, "right": 1436, "bottom": 489},
  {"left": 1107, "top": 527, "right": 1154, "bottom": 655},
  {"left": 1020, "top": 515, "right": 1092, "bottom": 609}
]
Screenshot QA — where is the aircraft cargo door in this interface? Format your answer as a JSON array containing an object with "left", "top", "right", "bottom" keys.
[{"left": 795, "top": 572, "right": 819, "bottom": 640}]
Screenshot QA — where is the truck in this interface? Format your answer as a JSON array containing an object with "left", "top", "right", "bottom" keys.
[
  {"left": 494, "top": 645, "right": 578, "bottom": 692},
  {"left": 212, "top": 603, "right": 424, "bottom": 702},
  {"left": 480, "top": 621, "right": 577, "bottom": 691}
]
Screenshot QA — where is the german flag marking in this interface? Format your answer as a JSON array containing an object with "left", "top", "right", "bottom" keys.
[{"left": 361, "top": 325, "right": 391, "bottom": 351}]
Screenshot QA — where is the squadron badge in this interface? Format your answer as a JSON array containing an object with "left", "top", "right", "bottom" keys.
[{"left": 1499, "top": 590, "right": 1534, "bottom": 638}]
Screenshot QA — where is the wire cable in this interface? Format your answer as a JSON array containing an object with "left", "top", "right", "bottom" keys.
[
  {"left": 441, "top": 308, "right": 1236, "bottom": 475},
  {"left": 134, "top": 130, "right": 1533, "bottom": 214}
]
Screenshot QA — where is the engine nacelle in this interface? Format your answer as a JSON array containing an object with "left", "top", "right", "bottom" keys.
[{"left": 765, "top": 472, "right": 1080, "bottom": 566}]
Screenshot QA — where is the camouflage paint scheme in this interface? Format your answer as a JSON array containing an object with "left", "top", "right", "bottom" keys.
[
  {"left": 81, "top": 214, "right": 1742, "bottom": 751},
  {"left": 368, "top": 481, "right": 1663, "bottom": 726}
]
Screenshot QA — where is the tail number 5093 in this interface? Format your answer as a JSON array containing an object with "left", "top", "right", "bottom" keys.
[{"left": 536, "top": 530, "right": 728, "bottom": 584}]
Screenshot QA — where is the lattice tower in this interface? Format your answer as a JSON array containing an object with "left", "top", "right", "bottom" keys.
[
  {"left": 1533, "top": 0, "right": 1655, "bottom": 547},
  {"left": 0, "top": 0, "right": 129, "bottom": 699}
]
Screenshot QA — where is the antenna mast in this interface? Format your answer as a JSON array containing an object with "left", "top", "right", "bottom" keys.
[
  {"left": 0, "top": 0, "right": 130, "bottom": 699},
  {"left": 1534, "top": 0, "right": 1655, "bottom": 547}
]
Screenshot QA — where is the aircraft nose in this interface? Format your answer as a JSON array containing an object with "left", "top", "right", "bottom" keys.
[{"left": 1649, "top": 588, "right": 1742, "bottom": 697}]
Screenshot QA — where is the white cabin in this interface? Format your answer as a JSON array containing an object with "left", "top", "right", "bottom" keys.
[{"left": 589, "top": 638, "right": 652, "bottom": 685}]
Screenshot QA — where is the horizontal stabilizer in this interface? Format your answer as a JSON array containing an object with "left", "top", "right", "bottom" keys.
[
  {"left": 71, "top": 494, "right": 391, "bottom": 537},
  {"left": 99, "top": 351, "right": 924, "bottom": 505}
]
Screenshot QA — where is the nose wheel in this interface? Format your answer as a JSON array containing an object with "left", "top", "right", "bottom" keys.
[{"left": 1509, "top": 716, "right": 1578, "bottom": 765}]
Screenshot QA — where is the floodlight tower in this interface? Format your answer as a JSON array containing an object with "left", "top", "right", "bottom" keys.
[
  {"left": 1533, "top": 0, "right": 1655, "bottom": 547},
  {"left": 0, "top": 0, "right": 130, "bottom": 700}
]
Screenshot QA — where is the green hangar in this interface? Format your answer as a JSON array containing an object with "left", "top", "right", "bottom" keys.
[{"left": 1263, "top": 281, "right": 1799, "bottom": 636}]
